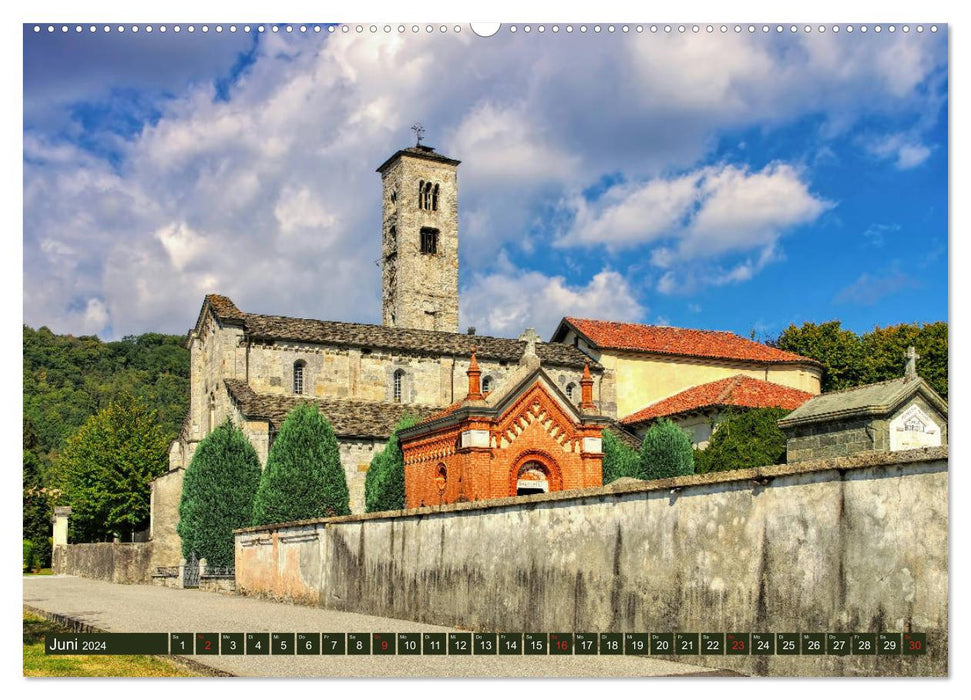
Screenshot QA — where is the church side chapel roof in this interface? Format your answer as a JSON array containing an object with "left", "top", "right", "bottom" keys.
[
  {"left": 224, "top": 378, "right": 441, "bottom": 438},
  {"left": 621, "top": 375, "right": 814, "bottom": 426},
  {"left": 202, "top": 294, "right": 597, "bottom": 370},
  {"left": 778, "top": 375, "right": 947, "bottom": 428},
  {"left": 555, "top": 317, "right": 819, "bottom": 366}
]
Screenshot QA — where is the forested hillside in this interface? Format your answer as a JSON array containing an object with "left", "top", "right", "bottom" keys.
[{"left": 23, "top": 326, "right": 190, "bottom": 476}]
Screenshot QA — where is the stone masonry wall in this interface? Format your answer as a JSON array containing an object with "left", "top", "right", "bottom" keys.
[
  {"left": 235, "top": 447, "right": 947, "bottom": 677},
  {"left": 381, "top": 153, "right": 459, "bottom": 333},
  {"left": 785, "top": 418, "right": 880, "bottom": 463},
  {"left": 786, "top": 394, "right": 947, "bottom": 463},
  {"left": 52, "top": 542, "right": 155, "bottom": 584},
  {"left": 244, "top": 341, "right": 602, "bottom": 412}
]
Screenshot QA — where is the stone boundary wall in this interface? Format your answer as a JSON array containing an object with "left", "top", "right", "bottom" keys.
[
  {"left": 52, "top": 542, "right": 155, "bottom": 585},
  {"left": 235, "top": 447, "right": 947, "bottom": 677}
]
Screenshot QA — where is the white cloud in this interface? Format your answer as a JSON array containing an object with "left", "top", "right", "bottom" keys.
[
  {"left": 680, "top": 163, "right": 831, "bottom": 260},
  {"left": 461, "top": 266, "right": 645, "bottom": 338},
  {"left": 561, "top": 163, "right": 829, "bottom": 258},
  {"left": 22, "top": 30, "right": 945, "bottom": 338},
  {"left": 274, "top": 186, "right": 338, "bottom": 238},
  {"left": 556, "top": 174, "right": 699, "bottom": 250},
  {"left": 558, "top": 162, "right": 830, "bottom": 293},
  {"left": 865, "top": 132, "right": 934, "bottom": 169},
  {"left": 156, "top": 222, "right": 206, "bottom": 271}
]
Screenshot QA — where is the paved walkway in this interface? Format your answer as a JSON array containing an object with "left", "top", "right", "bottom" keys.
[{"left": 23, "top": 576, "right": 732, "bottom": 678}]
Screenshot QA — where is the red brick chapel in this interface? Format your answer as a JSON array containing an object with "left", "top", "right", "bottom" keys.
[{"left": 398, "top": 340, "right": 608, "bottom": 508}]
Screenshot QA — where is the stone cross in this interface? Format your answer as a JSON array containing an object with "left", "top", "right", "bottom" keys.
[
  {"left": 905, "top": 345, "right": 920, "bottom": 379},
  {"left": 519, "top": 328, "right": 540, "bottom": 358},
  {"left": 411, "top": 122, "right": 425, "bottom": 146}
]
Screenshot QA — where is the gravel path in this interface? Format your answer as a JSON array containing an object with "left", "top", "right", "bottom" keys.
[{"left": 23, "top": 575, "right": 732, "bottom": 678}]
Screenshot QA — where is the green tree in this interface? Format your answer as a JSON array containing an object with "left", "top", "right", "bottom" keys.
[
  {"left": 365, "top": 414, "right": 419, "bottom": 513},
  {"left": 23, "top": 449, "right": 51, "bottom": 570},
  {"left": 775, "top": 320, "right": 948, "bottom": 398},
  {"left": 23, "top": 325, "right": 190, "bottom": 481},
  {"left": 52, "top": 396, "right": 169, "bottom": 542},
  {"left": 640, "top": 418, "right": 694, "bottom": 480},
  {"left": 775, "top": 321, "right": 865, "bottom": 392},
  {"left": 860, "top": 323, "right": 948, "bottom": 399},
  {"left": 177, "top": 420, "right": 262, "bottom": 566},
  {"left": 601, "top": 429, "right": 641, "bottom": 484},
  {"left": 694, "top": 408, "right": 790, "bottom": 474},
  {"left": 251, "top": 404, "right": 349, "bottom": 526}
]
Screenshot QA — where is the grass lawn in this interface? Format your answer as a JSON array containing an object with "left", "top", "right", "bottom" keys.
[
  {"left": 24, "top": 568, "right": 53, "bottom": 576},
  {"left": 23, "top": 610, "right": 203, "bottom": 677}
]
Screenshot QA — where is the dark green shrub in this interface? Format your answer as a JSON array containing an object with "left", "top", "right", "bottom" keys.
[
  {"left": 176, "top": 420, "right": 262, "bottom": 566},
  {"left": 640, "top": 418, "right": 694, "bottom": 480},
  {"left": 601, "top": 429, "right": 641, "bottom": 484},
  {"left": 695, "top": 408, "right": 790, "bottom": 474},
  {"left": 365, "top": 415, "right": 419, "bottom": 513},
  {"left": 23, "top": 540, "right": 36, "bottom": 573},
  {"left": 252, "top": 404, "right": 349, "bottom": 526}
]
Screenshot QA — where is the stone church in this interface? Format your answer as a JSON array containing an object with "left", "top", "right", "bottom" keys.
[{"left": 150, "top": 141, "right": 824, "bottom": 564}]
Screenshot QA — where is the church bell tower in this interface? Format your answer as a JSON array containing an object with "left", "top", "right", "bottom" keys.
[{"left": 377, "top": 128, "right": 460, "bottom": 333}]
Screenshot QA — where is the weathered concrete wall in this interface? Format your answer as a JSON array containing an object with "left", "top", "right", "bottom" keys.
[
  {"left": 235, "top": 447, "right": 947, "bottom": 677},
  {"left": 52, "top": 542, "right": 155, "bottom": 584}
]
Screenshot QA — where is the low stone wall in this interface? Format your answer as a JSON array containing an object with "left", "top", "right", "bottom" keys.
[
  {"left": 200, "top": 576, "right": 236, "bottom": 594},
  {"left": 52, "top": 542, "right": 155, "bottom": 584},
  {"left": 235, "top": 447, "right": 947, "bottom": 677}
]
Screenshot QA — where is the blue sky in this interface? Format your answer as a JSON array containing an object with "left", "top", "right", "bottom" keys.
[{"left": 22, "top": 24, "right": 948, "bottom": 342}]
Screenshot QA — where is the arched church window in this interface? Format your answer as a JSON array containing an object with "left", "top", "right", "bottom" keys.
[
  {"left": 418, "top": 180, "right": 425, "bottom": 209},
  {"left": 393, "top": 369, "right": 405, "bottom": 403},
  {"left": 423, "top": 181, "right": 433, "bottom": 210},
  {"left": 432, "top": 184, "right": 439, "bottom": 211},
  {"left": 293, "top": 361, "right": 306, "bottom": 395},
  {"left": 566, "top": 383, "right": 577, "bottom": 402},
  {"left": 482, "top": 375, "right": 494, "bottom": 393},
  {"left": 208, "top": 393, "right": 216, "bottom": 434}
]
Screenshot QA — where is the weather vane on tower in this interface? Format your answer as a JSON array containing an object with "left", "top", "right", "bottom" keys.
[{"left": 411, "top": 122, "right": 425, "bottom": 147}]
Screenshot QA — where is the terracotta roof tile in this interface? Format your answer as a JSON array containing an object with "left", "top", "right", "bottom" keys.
[
  {"left": 564, "top": 317, "right": 816, "bottom": 365},
  {"left": 621, "top": 375, "right": 814, "bottom": 425}
]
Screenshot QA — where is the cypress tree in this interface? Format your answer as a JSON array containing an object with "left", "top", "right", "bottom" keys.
[
  {"left": 365, "top": 414, "right": 418, "bottom": 513},
  {"left": 640, "top": 418, "right": 694, "bottom": 480},
  {"left": 177, "top": 419, "right": 262, "bottom": 566},
  {"left": 601, "top": 429, "right": 641, "bottom": 484},
  {"left": 251, "top": 404, "right": 349, "bottom": 526}
]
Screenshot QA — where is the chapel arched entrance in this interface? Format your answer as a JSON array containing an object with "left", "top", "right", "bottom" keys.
[{"left": 510, "top": 452, "right": 563, "bottom": 497}]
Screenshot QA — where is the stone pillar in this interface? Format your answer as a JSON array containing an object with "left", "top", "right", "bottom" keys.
[{"left": 52, "top": 506, "right": 72, "bottom": 547}]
